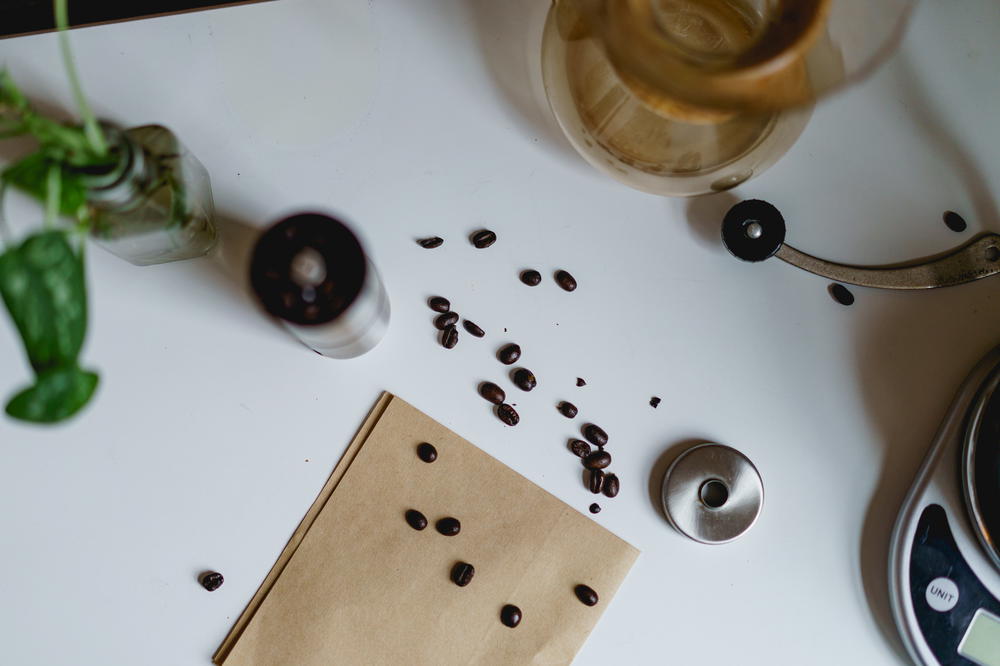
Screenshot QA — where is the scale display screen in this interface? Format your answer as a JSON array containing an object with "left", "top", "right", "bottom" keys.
[{"left": 959, "top": 609, "right": 1000, "bottom": 666}]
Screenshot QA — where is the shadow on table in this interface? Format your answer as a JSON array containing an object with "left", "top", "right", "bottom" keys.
[
  {"left": 685, "top": 191, "right": 740, "bottom": 253},
  {"left": 853, "top": 40, "right": 1000, "bottom": 657},
  {"left": 854, "top": 284, "right": 1000, "bottom": 661},
  {"left": 646, "top": 438, "right": 712, "bottom": 525},
  {"left": 461, "top": 0, "right": 577, "bottom": 161},
  {"left": 888, "top": 57, "right": 1000, "bottom": 232},
  {"left": 187, "top": 211, "right": 293, "bottom": 343}
]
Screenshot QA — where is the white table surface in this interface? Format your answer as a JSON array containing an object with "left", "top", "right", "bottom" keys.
[{"left": 2, "top": 1, "right": 1000, "bottom": 664}]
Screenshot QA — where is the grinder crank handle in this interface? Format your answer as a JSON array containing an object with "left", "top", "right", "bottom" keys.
[{"left": 721, "top": 199, "right": 1000, "bottom": 290}]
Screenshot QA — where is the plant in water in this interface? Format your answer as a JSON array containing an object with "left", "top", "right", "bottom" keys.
[{"left": 0, "top": 0, "right": 108, "bottom": 423}]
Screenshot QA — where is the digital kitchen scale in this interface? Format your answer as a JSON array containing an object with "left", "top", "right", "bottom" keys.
[{"left": 891, "top": 345, "right": 1000, "bottom": 666}]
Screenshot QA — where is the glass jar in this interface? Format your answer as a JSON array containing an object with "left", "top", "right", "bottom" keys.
[
  {"left": 542, "top": 0, "right": 914, "bottom": 197},
  {"left": 83, "top": 124, "right": 217, "bottom": 265}
]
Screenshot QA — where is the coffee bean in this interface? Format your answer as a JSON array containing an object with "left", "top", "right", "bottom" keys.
[
  {"left": 199, "top": 571, "right": 224, "bottom": 592},
  {"left": 436, "top": 517, "right": 461, "bottom": 536},
  {"left": 500, "top": 604, "right": 522, "bottom": 628},
  {"left": 649, "top": 396, "right": 661, "bottom": 408},
  {"left": 435, "top": 312, "right": 459, "bottom": 329},
  {"left": 582, "top": 424, "right": 608, "bottom": 447},
  {"left": 462, "top": 320, "right": 485, "bottom": 337},
  {"left": 417, "top": 236, "right": 443, "bottom": 249},
  {"left": 589, "top": 503, "right": 601, "bottom": 514},
  {"left": 520, "top": 269, "right": 541, "bottom": 286},
  {"left": 569, "top": 439, "right": 591, "bottom": 458},
  {"left": 451, "top": 562, "right": 475, "bottom": 587},
  {"left": 554, "top": 270, "right": 577, "bottom": 292},
  {"left": 428, "top": 296, "right": 450, "bottom": 313},
  {"left": 574, "top": 584, "right": 599, "bottom": 606},
  {"left": 417, "top": 442, "right": 438, "bottom": 463},
  {"left": 471, "top": 229, "right": 497, "bottom": 249},
  {"left": 558, "top": 401, "right": 578, "bottom": 418},
  {"left": 830, "top": 283, "right": 854, "bottom": 306},
  {"left": 496, "top": 403, "right": 520, "bottom": 426},
  {"left": 479, "top": 382, "right": 506, "bottom": 404},
  {"left": 943, "top": 211, "right": 967, "bottom": 233},
  {"left": 602, "top": 473, "right": 620, "bottom": 498},
  {"left": 512, "top": 368, "right": 537, "bottom": 392},
  {"left": 441, "top": 325, "right": 459, "bottom": 349},
  {"left": 497, "top": 343, "right": 521, "bottom": 365},
  {"left": 576, "top": 377, "right": 586, "bottom": 387},
  {"left": 584, "top": 450, "right": 612, "bottom": 470},
  {"left": 588, "top": 469, "right": 605, "bottom": 494},
  {"left": 405, "top": 509, "right": 428, "bottom": 531}
]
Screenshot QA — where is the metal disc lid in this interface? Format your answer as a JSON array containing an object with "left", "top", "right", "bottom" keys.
[{"left": 661, "top": 443, "right": 763, "bottom": 545}]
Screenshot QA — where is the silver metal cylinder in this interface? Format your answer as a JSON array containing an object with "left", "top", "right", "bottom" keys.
[
  {"left": 661, "top": 442, "right": 763, "bottom": 544},
  {"left": 250, "top": 213, "right": 390, "bottom": 359}
]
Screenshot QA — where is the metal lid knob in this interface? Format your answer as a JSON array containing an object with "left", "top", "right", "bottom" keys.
[{"left": 722, "top": 199, "right": 786, "bottom": 262}]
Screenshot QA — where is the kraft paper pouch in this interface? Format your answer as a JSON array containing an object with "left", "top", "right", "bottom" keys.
[{"left": 216, "top": 394, "right": 638, "bottom": 665}]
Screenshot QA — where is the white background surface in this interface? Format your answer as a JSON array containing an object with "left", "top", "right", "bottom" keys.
[{"left": 1, "top": 1, "right": 1000, "bottom": 664}]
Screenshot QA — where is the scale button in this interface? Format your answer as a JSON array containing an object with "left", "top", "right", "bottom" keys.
[{"left": 925, "top": 577, "right": 960, "bottom": 612}]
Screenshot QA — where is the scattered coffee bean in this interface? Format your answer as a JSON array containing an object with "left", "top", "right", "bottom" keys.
[
  {"left": 417, "top": 236, "right": 443, "bottom": 249},
  {"left": 943, "top": 211, "right": 967, "bottom": 233},
  {"left": 479, "top": 381, "right": 506, "bottom": 405},
  {"left": 584, "top": 450, "right": 612, "bottom": 470},
  {"left": 500, "top": 604, "right": 522, "bottom": 628},
  {"left": 435, "top": 312, "right": 459, "bottom": 329},
  {"left": 405, "top": 509, "right": 428, "bottom": 531},
  {"left": 441, "top": 325, "right": 459, "bottom": 349},
  {"left": 463, "top": 320, "right": 485, "bottom": 337},
  {"left": 582, "top": 424, "right": 608, "bottom": 447},
  {"left": 588, "top": 469, "right": 605, "bottom": 494},
  {"left": 496, "top": 403, "right": 520, "bottom": 426},
  {"left": 512, "top": 368, "right": 537, "bottom": 392},
  {"left": 574, "top": 584, "right": 599, "bottom": 606},
  {"left": 199, "top": 571, "right": 224, "bottom": 592},
  {"left": 497, "top": 343, "right": 521, "bottom": 365},
  {"left": 602, "top": 473, "right": 620, "bottom": 498},
  {"left": 558, "top": 401, "right": 578, "bottom": 419},
  {"left": 451, "top": 562, "right": 475, "bottom": 587},
  {"left": 471, "top": 229, "right": 497, "bottom": 248},
  {"left": 436, "top": 517, "right": 461, "bottom": 536},
  {"left": 829, "top": 283, "right": 855, "bottom": 306},
  {"left": 417, "top": 442, "right": 438, "bottom": 463},
  {"left": 554, "top": 270, "right": 577, "bottom": 292},
  {"left": 576, "top": 377, "right": 586, "bottom": 387},
  {"left": 649, "top": 396, "right": 661, "bottom": 409},
  {"left": 589, "top": 503, "right": 601, "bottom": 514},
  {"left": 520, "top": 269, "right": 542, "bottom": 286},
  {"left": 569, "top": 439, "right": 591, "bottom": 458},
  {"left": 428, "top": 296, "right": 451, "bottom": 313}
]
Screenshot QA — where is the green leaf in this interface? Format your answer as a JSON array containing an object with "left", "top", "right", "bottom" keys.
[
  {"left": 0, "top": 229, "right": 87, "bottom": 373},
  {"left": 0, "top": 69, "right": 28, "bottom": 109},
  {"left": 0, "top": 70, "right": 27, "bottom": 139},
  {"left": 5, "top": 364, "right": 98, "bottom": 423},
  {"left": 23, "top": 115, "right": 97, "bottom": 164},
  {"left": 2, "top": 153, "right": 87, "bottom": 217}
]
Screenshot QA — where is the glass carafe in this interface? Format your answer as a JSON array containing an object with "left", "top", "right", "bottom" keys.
[{"left": 542, "top": 0, "right": 914, "bottom": 197}]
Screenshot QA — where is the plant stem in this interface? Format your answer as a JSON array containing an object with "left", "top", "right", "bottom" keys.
[
  {"left": 45, "top": 163, "right": 61, "bottom": 227},
  {"left": 53, "top": 0, "right": 106, "bottom": 157},
  {"left": 0, "top": 181, "right": 12, "bottom": 245}
]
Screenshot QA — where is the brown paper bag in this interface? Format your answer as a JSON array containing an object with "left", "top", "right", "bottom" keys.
[{"left": 216, "top": 394, "right": 638, "bottom": 665}]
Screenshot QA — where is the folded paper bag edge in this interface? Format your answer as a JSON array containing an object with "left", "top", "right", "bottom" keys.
[{"left": 212, "top": 391, "right": 393, "bottom": 665}]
